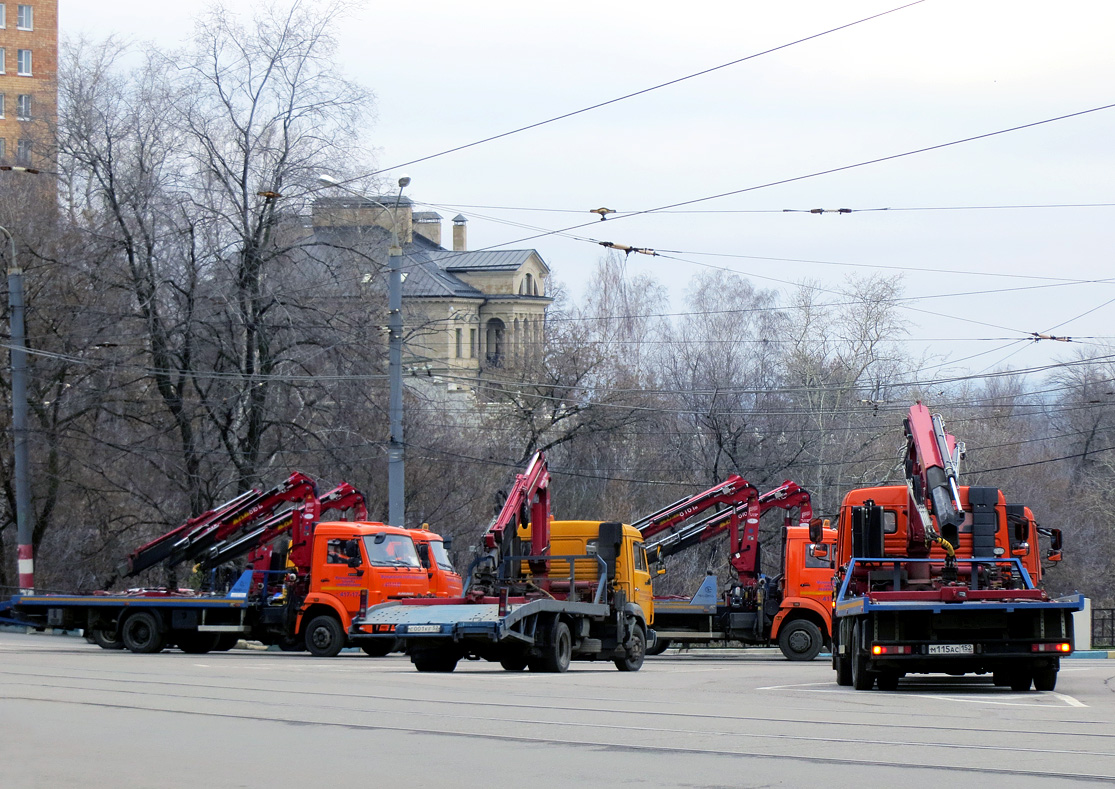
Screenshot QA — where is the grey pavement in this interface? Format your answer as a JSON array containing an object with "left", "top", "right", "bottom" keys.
[{"left": 1, "top": 632, "right": 1113, "bottom": 788}]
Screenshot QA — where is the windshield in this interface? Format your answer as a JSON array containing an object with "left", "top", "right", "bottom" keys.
[
  {"left": 362, "top": 534, "right": 421, "bottom": 567},
  {"left": 428, "top": 540, "right": 455, "bottom": 572}
]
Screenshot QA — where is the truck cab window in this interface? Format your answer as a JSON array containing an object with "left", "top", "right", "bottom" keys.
[
  {"left": 633, "top": 542, "right": 648, "bottom": 573},
  {"left": 363, "top": 534, "right": 421, "bottom": 567},
  {"left": 428, "top": 540, "right": 456, "bottom": 572},
  {"left": 326, "top": 539, "right": 349, "bottom": 564}
]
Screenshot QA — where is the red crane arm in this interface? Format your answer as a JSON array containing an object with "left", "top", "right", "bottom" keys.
[
  {"left": 483, "top": 452, "right": 551, "bottom": 561},
  {"left": 633, "top": 475, "right": 756, "bottom": 540},
  {"left": 757, "top": 481, "right": 813, "bottom": 527},
  {"left": 124, "top": 472, "right": 319, "bottom": 577},
  {"left": 643, "top": 480, "right": 812, "bottom": 587},
  {"left": 903, "top": 402, "right": 965, "bottom": 548}
]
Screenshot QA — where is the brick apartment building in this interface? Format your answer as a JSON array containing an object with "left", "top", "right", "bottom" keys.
[{"left": 0, "top": 1, "right": 56, "bottom": 167}]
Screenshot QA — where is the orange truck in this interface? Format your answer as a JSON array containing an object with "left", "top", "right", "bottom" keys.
[
  {"left": 637, "top": 479, "right": 837, "bottom": 660},
  {"left": 1, "top": 474, "right": 463, "bottom": 657},
  {"left": 825, "top": 405, "right": 1081, "bottom": 691}
]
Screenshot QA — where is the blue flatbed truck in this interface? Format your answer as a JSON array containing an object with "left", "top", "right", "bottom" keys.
[
  {"left": 824, "top": 405, "right": 1083, "bottom": 692},
  {"left": 0, "top": 571, "right": 260, "bottom": 653}
]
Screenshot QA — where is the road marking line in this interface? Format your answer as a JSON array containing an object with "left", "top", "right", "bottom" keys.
[
  {"left": 760, "top": 685, "right": 1088, "bottom": 708},
  {"left": 1051, "top": 692, "right": 1088, "bottom": 708}
]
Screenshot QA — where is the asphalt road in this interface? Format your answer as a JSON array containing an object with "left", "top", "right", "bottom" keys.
[{"left": 1, "top": 631, "right": 1113, "bottom": 788}]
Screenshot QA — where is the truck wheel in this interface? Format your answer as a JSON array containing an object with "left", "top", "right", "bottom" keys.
[
  {"left": 538, "top": 621, "right": 572, "bottom": 673},
  {"left": 778, "top": 620, "right": 824, "bottom": 661},
  {"left": 360, "top": 641, "right": 393, "bottom": 657},
  {"left": 646, "top": 637, "right": 671, "bottom": 656},
  {"left": 614, "top": 624, "right": 646, "bottom": 672},
  {"left": 91, "top": 628, "right": 124, "bottom": 651},
  {"left": 850, "top": 622, "right": 874, "bottom": 690},
  {"left": 876, "top": 671, "right": 900, "bottom": 691},
  {"left": 500, "top": 654, "right": 529, "bottom": 671},
  {"left": 412, "top": 647, "right": 460, "bottom": 672},
  {"left": 1009, "top": 671, "right": 1032, "bottom": 692},
  {"left": 121, "top": 611, "right": 166, "bottom": 654},
  {"left": 992, "top": 670, "right": 1010, "bottom": 686},
  {"left": 304, "top": 615, "right": 345, "bottom": 657},
  {"left": 176, "top": 633, "right": 219, "bottom": 654},
  {"left": 835, "top": 653, "right": 853, "bottom": 686},
  {"left": 1033, "top": 667, "right": 1058, "bottom": 691},
  {"left": 213, "top": 634, "right": 239, "bottom": 651},
  {"left": 277, "top": 636, "right": 305, "bottom": 652}
]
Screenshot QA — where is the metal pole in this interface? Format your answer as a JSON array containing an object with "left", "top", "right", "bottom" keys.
[
  {"left": 387, "top": 232, "right": 405, "bottom": 528},
  {"left": 2, "top": 227, "right": 32, "bottom": 593},
  {"left": 317, "top": 174, "right": 409, "bottom": 527}
]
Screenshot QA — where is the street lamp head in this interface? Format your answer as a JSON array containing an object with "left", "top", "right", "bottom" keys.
[
  {"left": 317, "top": 173, "right": 341, "bottom": 188},
  {"left": 398, "top": 175, "right": 411, "bottom": 189}
]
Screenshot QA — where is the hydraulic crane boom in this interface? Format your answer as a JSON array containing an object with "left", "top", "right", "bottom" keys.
[
  {"left": 196, "top": 482, "right": 367, "bottom": 574},
  {"left": 903, "top": 402, "right": 965, "bottom": 557},
  {"left": 122, "top": 472, "right": 319, "bottom": 578},
  {"left": 644, "top": 480, "right": 812, "bottom": 584},
  {"left": 482, "top": 452, "right": 552, "bottom": 566},
  {"left": 634, "top": 475, "right": 758, "bottom": 540}
]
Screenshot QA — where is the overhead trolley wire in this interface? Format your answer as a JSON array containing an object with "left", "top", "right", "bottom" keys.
[
  {"left": 458, "top": 101, "right": 1115, "bottom": 255},
  {"left": 326, "top": 1, "right": 928, "bottom": 186}
]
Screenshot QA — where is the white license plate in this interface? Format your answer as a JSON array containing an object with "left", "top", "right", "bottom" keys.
[
  {"left": 928, "top": 643, "right": 974, "bottom": 655},
  {"left": 406, "top": 624, "right": 441, "bottom": 633}
]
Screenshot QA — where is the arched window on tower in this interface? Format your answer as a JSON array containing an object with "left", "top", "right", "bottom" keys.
[{"left": 485, "top": 318, "right": 505, "bottom": 366}]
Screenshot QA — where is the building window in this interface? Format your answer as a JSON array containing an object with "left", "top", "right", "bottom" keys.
[
  {"left": 16, "top": 94, "right": 29, "bottom": 120},
  {"left": 16, "top": 4, "right": 30, "bottom": 30},
  {"left": 0, "top": 94, "right": 5, "bottom": 119},
  {"left": 0, "top": 139, "right": 6, "bottom": 162},
  {"left": 0, "top": 48, "right": 6, "bottom": 74},
  {"left": 16, "top": 48, "right": 30, "bottom": 76},
  {"left": 16, "top": 139, "right": 30, "bottom": 165},
  {"left": 0, "top": 5, "right": 6, "bottom": 29},
  {"left": 455, "top": 328, "right": 463, "bottom": 359},
  {"left": 469, "top": 328, "right": 477, "bottom": 359}
]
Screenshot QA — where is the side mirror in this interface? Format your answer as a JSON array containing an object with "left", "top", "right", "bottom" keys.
[
  {"left": 809, "top": 543, "right": 829, "bottom": 559},
  {"left": 1047, "top": 550, "right": 1063, "bottom": 562},
  {"left": 347, "top": 554, "right": 362, "bottom": 568},
  {"left": 808, "top": 518, "right": 823, "bottom": 545},
  {"left": 443, "top": 536, "right": 454, "bottom": 552},
  {"left": 1011, "top": 542, "right": 1030, "bottom": 557},
  {"left": 416, "top": 543, "right": 431, "bottom": 568},
  {"left": 656, "top": 566, "right": 667, "bottom": 576},
  {"left": 1048, "top": 529, "right": 1063, "bottom": 552}
]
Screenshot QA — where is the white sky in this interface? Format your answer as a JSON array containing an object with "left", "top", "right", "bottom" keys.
[{"left": 60, "top": 0, "right": 1115, "bottom": 381}]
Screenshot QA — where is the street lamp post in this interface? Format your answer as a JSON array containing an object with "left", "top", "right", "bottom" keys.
[
  {"left": 318, "top": 175, "right": 410, "bottom": 527},
  {"left": 2, "top": 226, "right": 32, "bottom": 593}
]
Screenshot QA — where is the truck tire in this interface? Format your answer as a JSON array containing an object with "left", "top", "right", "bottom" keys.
[
  {"left": 360, "top": 641, "right": 393, "bottom": 657},
  {"left": 537, "top": 620, "right": 572, "bottom": 673},
  {"left": 835, "top": 652, "right": 853, "bottom": 686},
  {"left": 500, "top": 654, "right": 529, "bottom": 671},
  {"left": 304, "top": 614, "right": 345, "bottom": 657},
  {"left": 876, "top": 671, "right": 900, "bottom": 691},
  {"left": 614, "top": 624, "right": 646, "bottom": 672},
  {"left": 176, "top": 632, "right": 219, "bottom": 654},
  {"left": 213, "top": 634, "right": 239, "bottom": 651},
  {"left": 850, "top": 621, "right": 874, "bottom": 690},
  {"left": 91, "top": 628, "right": 124, "bottom": 651},
  {"left": 1033, "top": 667, "right": 1057, "bottom": 691},
  {"left": 121, "top": 611, "right": 166, "bottom": 654},
  {"left": 646, "top": 637, "right": 671, "bottom": 656},
  {"left": 412, "top": 647, "right": 460, "bottom": 672},
  {"left": 1010, "top": 671, "right": 1032, "bottom": 692},
  {"left": 778, "top": 619, "right": 824, "bottom": 661}
]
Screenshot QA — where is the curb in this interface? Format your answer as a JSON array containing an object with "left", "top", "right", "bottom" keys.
[{"left": 1068, "top": 650, "right": 1115, "bottom": 659}]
